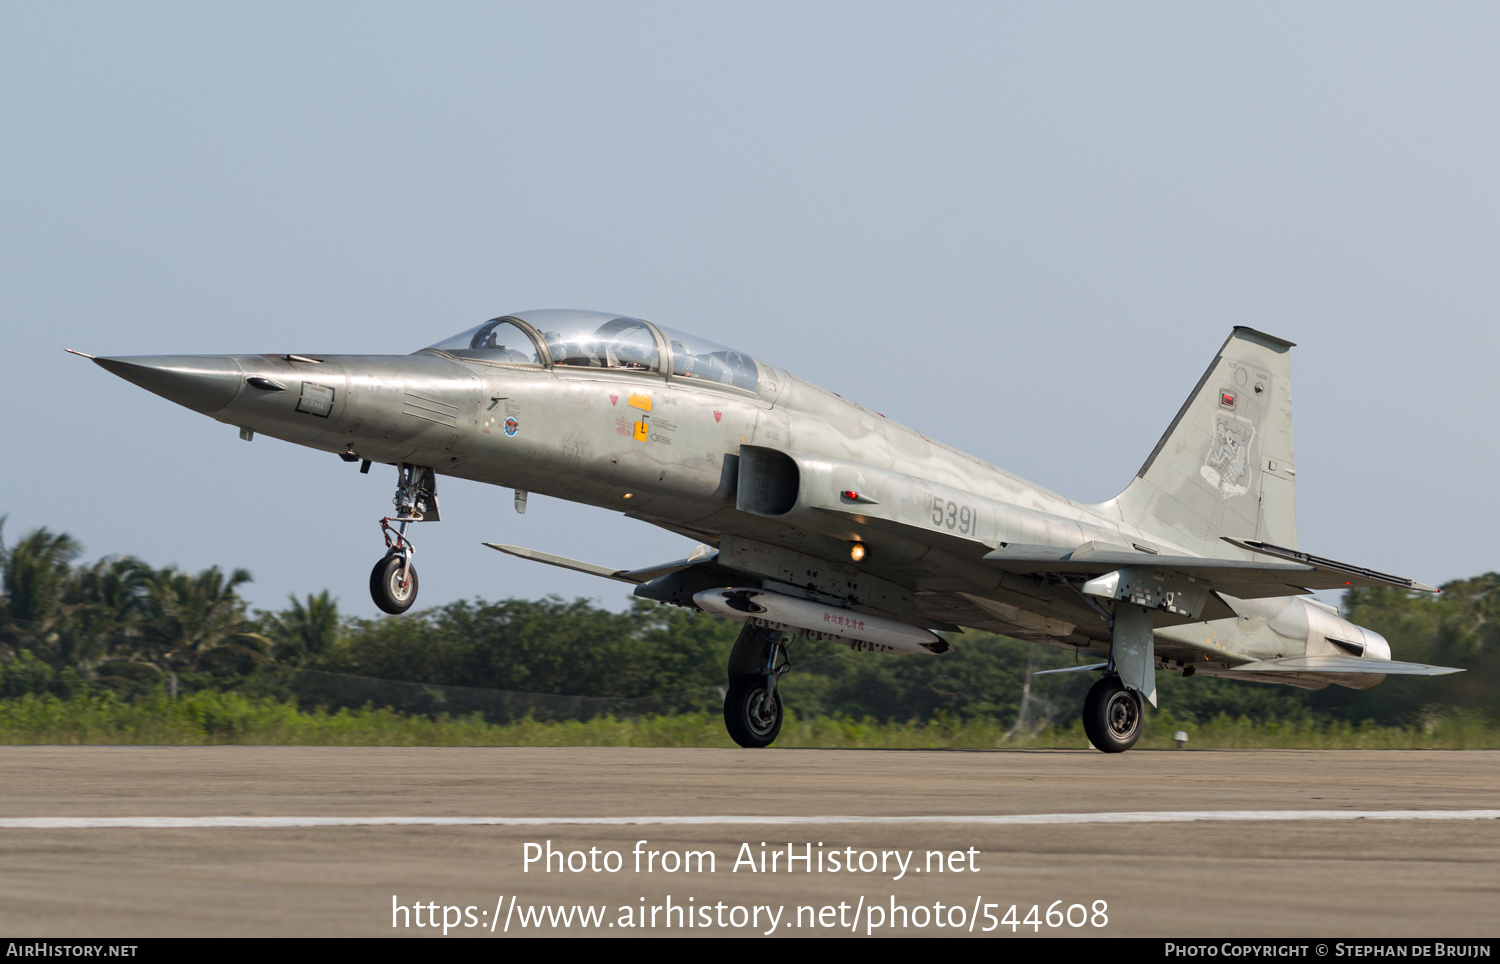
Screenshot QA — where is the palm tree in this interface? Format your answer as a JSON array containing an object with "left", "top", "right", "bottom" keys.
[
  {"left": 65, "top": 556, "right": 153, "bottom": 668},
  {"left": 137, "top": 565, "right": 270, "bottom": 672},
  {"left": 264, "top": 591, "right": 341, "bottom": 664},
  {"left": 0, "top": 523, "right": 83, "bottom": 663}
]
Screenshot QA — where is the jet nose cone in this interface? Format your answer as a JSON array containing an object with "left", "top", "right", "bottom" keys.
[{"left": 94, "top": 355, "right": 244, "bottom": 415}]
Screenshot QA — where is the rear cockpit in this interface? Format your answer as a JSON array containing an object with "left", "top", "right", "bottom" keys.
[{"left": 425, "top": 309, "right": 761, "bottom": 392}]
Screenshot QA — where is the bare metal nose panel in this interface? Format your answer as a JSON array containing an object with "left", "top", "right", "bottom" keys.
[{"left": 94, "top": 355, "right": 244, "bottom": 415}]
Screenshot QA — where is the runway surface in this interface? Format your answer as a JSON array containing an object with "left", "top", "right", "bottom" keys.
[{"left": 1, "top": 746, "right": 1496, "bottom": 937}]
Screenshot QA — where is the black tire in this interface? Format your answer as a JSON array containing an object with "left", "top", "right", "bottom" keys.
[
  {"left": 1082, "top": 676, "right": 1144, "bottom": 753},
  {"left": 723, "top": 675, "right": 783, "bottom": 748},
  {"left": 370, "top": 554, "right": 419, "bottom": 615}
]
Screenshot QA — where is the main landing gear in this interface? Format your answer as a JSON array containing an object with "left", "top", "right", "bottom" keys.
[
  {"left": 723, "top": 623, "right": 789, "bottom": 747},
  {"left": 1080, "top": 602, "right": 1155, "bottom": 753},
  {"left": 1082, "top": 676, "right": 1144, "bottom": 753},
  {"left": 370, "top": 463, "right": 439, "bottom": 615}
]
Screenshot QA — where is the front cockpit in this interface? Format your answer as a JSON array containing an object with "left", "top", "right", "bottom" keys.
[
  {"left": 426, "top": 317, "right": 547, "bottom": 366},
  {"left": 424, "top": 309, "right": 761, "bottom": 392}
]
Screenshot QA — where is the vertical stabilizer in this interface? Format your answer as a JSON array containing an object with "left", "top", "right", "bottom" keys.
[{"left": 1093, "top": 328, "right": 1297, "bottom": 559}]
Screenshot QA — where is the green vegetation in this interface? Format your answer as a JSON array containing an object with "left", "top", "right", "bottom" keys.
[
  {"left": 1, "top": 691, "right": 1496, "bottom": 750},
  {"left": 1, "top": 516, "right": 1496, "bottom": 748}
]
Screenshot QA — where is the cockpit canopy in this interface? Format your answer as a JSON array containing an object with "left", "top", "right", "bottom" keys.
[
  {"left": 535, "top": 310, "right": 661, "bottom": 372},
  {"left": 428, "top": 318, "right": 545, "bottom": 365},
  {"left": 425, "top": 309, "right": 760, "bottom": 392},
  {"left": 658, "top": 325, "right": 759, "bottom": 392}
]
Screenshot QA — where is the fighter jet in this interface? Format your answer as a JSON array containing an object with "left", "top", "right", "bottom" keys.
[{"left": 82, "top": 310, "right": 1462, "bottom": 752}]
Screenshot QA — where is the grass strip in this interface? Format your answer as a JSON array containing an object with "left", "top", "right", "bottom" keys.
[{"left": 1, "top": 693, "right": 1498, "bottom": 749}]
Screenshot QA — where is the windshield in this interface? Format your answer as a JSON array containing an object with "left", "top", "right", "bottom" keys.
[
  {"left": 657, "top": 325, "right": 759, "bottom": 391},
  {"left": 426, "top": 319, "right": 543, "bottom": 364}
]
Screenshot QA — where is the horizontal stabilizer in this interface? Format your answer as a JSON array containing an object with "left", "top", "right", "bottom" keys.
[
  {"left": 1032, "top": 662, "right": 1108, "bottom": 676},
  {"left": 1230, "top": 655, "right": 1464, "bottom": 676},
  {"left": 483, "top": 542, "right": 717, "bottom": 585},
  {"left": 1222, "top": 539, "right": 1440, "bottom": 593},
  {"left": 982, "top": 541, "right": 1433, "bottom": 597}
]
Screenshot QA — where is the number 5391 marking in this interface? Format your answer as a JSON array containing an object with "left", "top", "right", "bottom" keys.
[{"left": 931, "top": 497, "right": 974, "bottom": 534}]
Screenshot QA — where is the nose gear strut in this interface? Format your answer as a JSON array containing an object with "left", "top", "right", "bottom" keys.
[{"left": 370, "top": 464, "right": 439, "bottom": 614}]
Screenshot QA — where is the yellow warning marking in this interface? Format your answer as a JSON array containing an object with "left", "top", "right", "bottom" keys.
[
  {"left": 628, "top": 391, "right": 652, "bottom": 412},
  {"left": 633, "top": 420, "right": 649, "bottom": 442}
]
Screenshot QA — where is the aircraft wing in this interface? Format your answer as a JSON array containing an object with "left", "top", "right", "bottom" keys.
[
  {"left": 979, "top": 541, "right": 1437, "bottom": 598},
  {"left": 483, "top": 542, "right": 718, "bottom": 585}
]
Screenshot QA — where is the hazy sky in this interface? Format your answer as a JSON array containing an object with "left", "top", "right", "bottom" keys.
[{"left": 3, "top": 3, "right": 1497, "bottom": 618}]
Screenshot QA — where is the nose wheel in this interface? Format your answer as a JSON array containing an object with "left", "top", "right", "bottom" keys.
[{"left": 370, "top": 552, "right": 419, "bottom": 614}]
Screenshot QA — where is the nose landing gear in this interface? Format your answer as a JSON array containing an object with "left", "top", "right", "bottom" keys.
[{"left": 370, "top": 464, "right": 438, "bottom": 615}]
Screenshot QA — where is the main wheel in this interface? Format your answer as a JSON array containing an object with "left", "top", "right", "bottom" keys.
[
  {"left": 724, "top": 675, "right": 783, "bottom": 748},
  {"left": 1082, "top": 676, "right": 1144, "bottom": 753},
  {"left": 370, "top": 554, "right": 419, "bottom": 615}
]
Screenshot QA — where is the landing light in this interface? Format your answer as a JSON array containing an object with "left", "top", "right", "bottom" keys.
[
  {"left": 623, "top": 493, "right": 634, "bottom": 500},
  {"left": 849, "top": 543, "right": 867, "bottom": 562}
]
